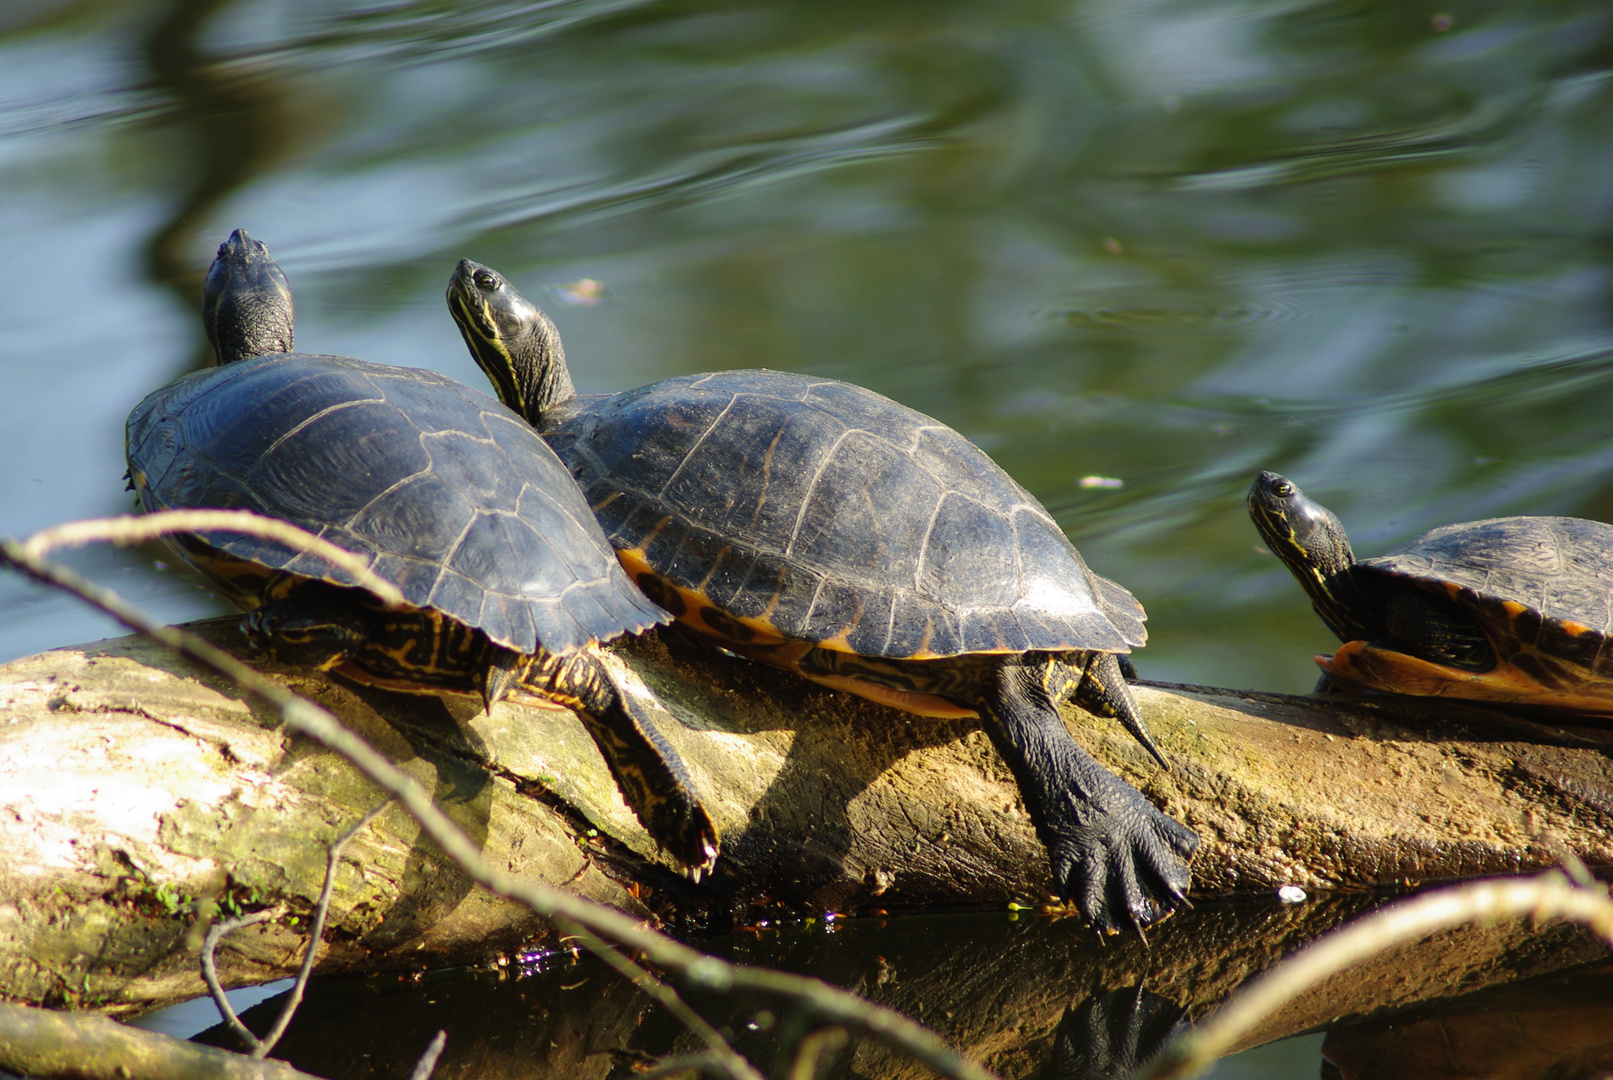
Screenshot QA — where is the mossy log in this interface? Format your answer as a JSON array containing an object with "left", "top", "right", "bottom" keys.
[{"left": 1, "top": 617, "right": 1611, "bottom": 1014}]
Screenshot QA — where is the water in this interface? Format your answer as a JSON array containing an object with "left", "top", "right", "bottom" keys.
[
  {"left": 4, "top": 0, "right": 1611, "bottom": 697},
  {"left": 3, "top": 0, "right": 1612, "bottom": 1074}
]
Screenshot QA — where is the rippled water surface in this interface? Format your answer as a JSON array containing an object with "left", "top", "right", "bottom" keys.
[
  {"left": 3, "top": 0, "right": 1612, "bottom": 1074},
  {"left": 4, "top": 0, "right": 1613, "bottom": 694}
]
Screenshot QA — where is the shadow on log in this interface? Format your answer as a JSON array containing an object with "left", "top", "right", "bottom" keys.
[{"left": 2, "top": 617, "right": 1611, "bottom": 1013}]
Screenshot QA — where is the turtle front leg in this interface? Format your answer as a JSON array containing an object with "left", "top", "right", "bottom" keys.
[{"left": 979, "top": 654, "right": 1197, "bottom": 934}]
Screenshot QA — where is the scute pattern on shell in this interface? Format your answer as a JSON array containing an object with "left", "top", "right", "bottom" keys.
[
  {"left": 126, "top": 352, "right": 668, "bottom": 655},
  {"left": 1361, "top": 515, "right": 1613, "bottom": 674},
  {"left": 548, "top": 369, "right": 1145, "bottom": 659}
]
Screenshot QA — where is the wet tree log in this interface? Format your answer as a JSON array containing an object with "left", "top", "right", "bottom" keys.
[{"left": 2, "top": 617, "right": 1611, "bottom": 1014}]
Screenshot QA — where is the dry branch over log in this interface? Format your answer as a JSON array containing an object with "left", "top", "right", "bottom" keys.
[{"left": 2, "top": 618, "right": 1612, "bottom": 1013}]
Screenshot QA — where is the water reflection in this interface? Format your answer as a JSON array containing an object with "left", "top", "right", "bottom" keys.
[
  {"left": 141, "top": 0, "right": 294, "bottom": 368},
  {"left": 1321, "top": 961, "right": 1613, "bottom": 1080},
  {"left": 190, "top": 898, "right": 1611, "bottom": 1079}
]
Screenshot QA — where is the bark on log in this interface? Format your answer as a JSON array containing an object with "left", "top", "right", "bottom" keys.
[{"left": 2, "top": 617, "right": 1611, "bottom": 1014}]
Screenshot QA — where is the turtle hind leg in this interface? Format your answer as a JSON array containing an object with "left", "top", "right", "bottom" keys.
[
  {"left": 525, "top": 647, "right": 719, "bottom": 876},
  {"left": 979, "top": 655, "right": 1197, "bottom": 934},
  {"left": 1070, "top": 652, "right": 1169, "bottom": 772}
]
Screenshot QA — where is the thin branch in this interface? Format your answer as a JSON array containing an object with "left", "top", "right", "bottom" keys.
[
  {"left": 406, "top": 1030, "right": 447, "bottom": 1080},
  {"left": 254, "top": 800, "right": 392, "bottom": 1058},
  {"left": 556, "top": 920, "right": 763, "bottom": 1080},
  {"left": 20, "top": 510, "right": 404, "bottom": 607},
  {"left": 2, "top": 534, "right": 1000, "bottom": 1080},
  {"left": 0, "top": 1002, "right": 323, "bottom": 1080},
  {"left": 1138, "top": 871, "right": 1613, "bottom": 1080},
  {"left": 787, "top": 1026, "right": 849, "bottom": 1080},
  {"left": 202, "top": 909, "right": 285, "bottom": 1051}
]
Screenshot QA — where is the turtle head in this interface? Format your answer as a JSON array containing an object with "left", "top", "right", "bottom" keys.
[
  {"left": 446, "top": 259, "right": 574, "bottom": 427},
  {"left": 202, "top": 229, "right": 295, "bottom": 364},
  {"left": 1248, "top": 471, "right": 1378, "bottom": 643}
]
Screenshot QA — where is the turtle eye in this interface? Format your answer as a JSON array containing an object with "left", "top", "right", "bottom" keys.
[
  {"left": 473, "top": 269, "right": 499, "bottom": 290},
  {"left": 1272, "top": 479, "right": 1294, "bottom": 497}
]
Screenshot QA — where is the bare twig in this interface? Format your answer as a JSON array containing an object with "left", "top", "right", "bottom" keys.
[
  {"left": 201, "top": 909, "right": 285, "bottom": 1050},
  {"left": 195, "top": 802, "right": 390, "bottom": 1056},
  {"left": 2, "top": 533, "right": 999, "bottom": 1080},
  {"left": 254, "top": 800, "right": 392, "bottom": 1058},
  {"left": 20, "top": 510, "right": 404, "bottom": 607},
  {"left": 786, "top": 1026, "right": 848, "bottom": 1080},
  {"left": 0, "top": 1002, "right": 322, "bottom": 1080},
  {"left": 556, "top": 920, "right": 764, "bottom": 1080},
  {"left": 1138, "top": 871, "right": 1613, "bottom": 1080},
  {"left": 406, "top": 1030, "right": 447, "bottom": 1080}
]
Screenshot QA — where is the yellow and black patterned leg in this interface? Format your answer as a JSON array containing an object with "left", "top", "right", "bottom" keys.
[
  {"left": 980, "top": 654, "right": 1197, "bottom": 935},
  {"left": 524, "top": 648, "right": 719, "bottom": 876}
]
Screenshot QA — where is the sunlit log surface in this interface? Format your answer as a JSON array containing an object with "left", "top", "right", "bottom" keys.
[{"left": 2, "top": 617, "right": 1611, "bottom": 1013}]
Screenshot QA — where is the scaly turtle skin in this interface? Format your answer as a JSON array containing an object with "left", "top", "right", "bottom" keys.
[
  {"left": 125, "top": 230, "right": 718, "bottom": 873},
  {"left": 446, "top": 259, "right": 1199, "bottom": 934},
  {"left": 1248, "top": 470, "right": 1613, "bottom": 713}
]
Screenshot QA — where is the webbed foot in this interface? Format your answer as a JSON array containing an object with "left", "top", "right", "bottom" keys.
[
  {"left": 1046, "top": 761, "right": 1198, "bottom": 933},
  {"left": 984, "top": 655, "right": 1198, "bottom": 934}
]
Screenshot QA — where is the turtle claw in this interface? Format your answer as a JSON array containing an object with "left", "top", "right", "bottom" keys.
[
  {"left": 649, "top": 801, "right": 719, "bottom": 878},
  {"left": 1075, "top": 652, "right": 1171, "bottom": 772},
  {"left": 985, "top": 656, "right": 1198, "bottom": 934},
  {"left": 1047, "top": 768, "right": 1199, "bottom": 935}
]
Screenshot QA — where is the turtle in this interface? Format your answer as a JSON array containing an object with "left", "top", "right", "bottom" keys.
[
  {"left": 1248, "top": 469, "right": 1613, "bottom": 713},
  {"left": 125, "top": 230, "right": 718, "bottom": 873},
  {"left": 443, "top": 259, "right": 1199, "bottom": 933}
]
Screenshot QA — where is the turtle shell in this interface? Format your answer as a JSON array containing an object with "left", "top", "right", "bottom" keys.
[
  {"left": 1336, "top": 515, "right": 1613, "bottom": 706},
  {"left": 127, "top": 352, "right": 668, "bottom": 655},
  {"left": 546, "top": 370, "right": 1144, "bottom": 659}
]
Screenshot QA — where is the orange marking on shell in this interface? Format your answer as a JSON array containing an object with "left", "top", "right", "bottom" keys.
[
  {"left": 615, "top": 547, "right": 790, "bottom": 647},
  {"left": 1318, "top": 640, "right": 1613, "bottom": 714},
  {"left": 614, "top": 546, "right": 1004, "bottom": 661}
]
